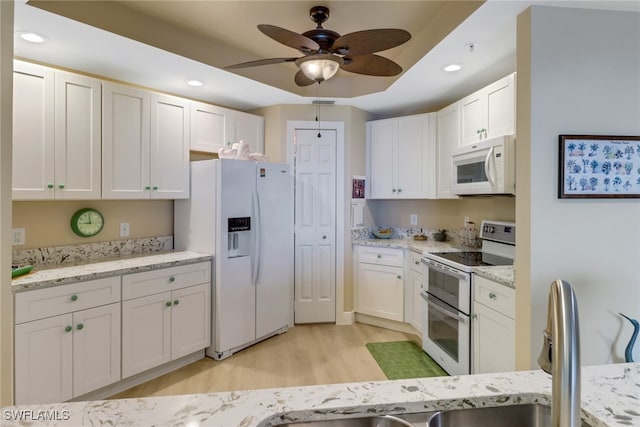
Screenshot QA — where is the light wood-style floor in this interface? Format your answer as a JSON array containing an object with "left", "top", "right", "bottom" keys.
[{"left": 110, "top": 323, "right": 418, "bottom": 399}]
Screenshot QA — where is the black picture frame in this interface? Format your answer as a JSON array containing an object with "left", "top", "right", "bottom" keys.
[{"left": 558, "top": 135, "right": 640, "bottom": 199}]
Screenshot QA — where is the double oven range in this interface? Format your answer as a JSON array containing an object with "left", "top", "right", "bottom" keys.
[{"left": 420, "top": 220, "right": 516, "bottom": 376}]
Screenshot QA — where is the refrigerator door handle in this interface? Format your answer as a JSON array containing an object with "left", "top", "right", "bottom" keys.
[{"left": 255, "top": 191, "right": 263, "bottom": 285}]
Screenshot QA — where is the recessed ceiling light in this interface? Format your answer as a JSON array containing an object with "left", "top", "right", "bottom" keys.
[
  {"left": 18, "top": 32, "right": 47, "bottom": 43},
  {"left": 187, "top": 80, "right": 203, "bottom": 87},
  {"left": 444, "top": 64, "right": 462, "bottom": 72}
]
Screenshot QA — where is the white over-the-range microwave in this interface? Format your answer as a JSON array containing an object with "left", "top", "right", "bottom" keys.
[{"left": 451, "top": 135, "right": 516, "bottom": 196}]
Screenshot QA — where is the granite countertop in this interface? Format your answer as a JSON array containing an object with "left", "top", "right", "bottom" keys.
[
  {"left": 354, "top": 238, "right": 515, "bottom": 288},
  {"left": 1, "top": 363, "right": 637, "bottom": 426},
  {"left": 11, "top": 251, "right": 212, "bottom": 293}
]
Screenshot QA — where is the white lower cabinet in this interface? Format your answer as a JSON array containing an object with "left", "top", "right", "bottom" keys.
[
  {"left": 121, "top": 263, "right": 211, "bottom": 378},
  {"left": 355, "top": 246, "right": 404, "bottom": 322},
  {"left": 14, "top": 277, "right": 121, "bottom": 404},
  {"left": 472, "top": 275, "right": 515, "bottom": 374}
]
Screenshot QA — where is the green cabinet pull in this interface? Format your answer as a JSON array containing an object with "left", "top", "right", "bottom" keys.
[
  {"left": 397, "top": 275, "right": 402, "bottom": 279},
  {"left": 58, "top": 184, "right": 65, "bottom": 189},
  {"left": 169, "top": 276, "right": 176, "bottom": 282},
  {"left": 173, "top": 299, "right": 179, "bottom": 305},
  {"left": 145, "top": 186, "right": 151, "bottom": 190},
  {"left": 153, "top": 186, "right": 158, "bottom": 190},
  {"left": 489, "top": 292, "right": 496, "bottom": 299},
  {"left": 70, "top": 294, "right": 78, "bottom": 302},
  {"left": 47, "top": 183, "right": 54, "bottom": 189},
  {"left": 166, "top": 301, "right": 172, "bottom": 307},
  {"left": 76, "top": 323, "right": 84, "bottom": 330},
  {"left": 65, "top": 325, "right": 72, "bottom": 332}
]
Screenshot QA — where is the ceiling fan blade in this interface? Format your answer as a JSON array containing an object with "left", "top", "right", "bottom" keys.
[
  {"left": 225, "top": 57, "right": 298, "bottom": 70},
  {"left": 295, "top": 70, "right": 316, "bottom": 87},
  {"left": 258, "top": 24, "right": 320, "bottom": 53},
  {"left": 332, "top": 29, "right": 411, "bottom": 55},
  {"left": 341, "top": 54, "right": 403, "bottom": 77}
]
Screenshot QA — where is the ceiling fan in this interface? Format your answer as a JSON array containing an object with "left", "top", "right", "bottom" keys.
[{"left": 225, "top": 6, "right": 411, "bottom": 86}]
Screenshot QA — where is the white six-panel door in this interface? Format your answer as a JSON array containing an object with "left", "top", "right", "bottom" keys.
[{"left": 293, "top": 127, "right": 337, "bottom": 323}]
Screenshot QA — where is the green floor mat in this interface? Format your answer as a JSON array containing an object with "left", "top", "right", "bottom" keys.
[{"left": 366, "top": 341, "right": 449, "bottom": 380}]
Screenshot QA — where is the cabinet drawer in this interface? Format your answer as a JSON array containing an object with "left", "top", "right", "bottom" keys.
[
  {"left": 409, "top": 251, "right": 423, "bottom": 273},
  {"left": 15, "top": 277, "right": 120, "bottom": 324},
  {"left": 358, "top": 246, "right": 404, "bottom": 267},
  {"left": 474, "top": 275, "right": 515, "bottom": 319},
  {"left": 122, "top": 261, "right": 211, "bottom": 300}
]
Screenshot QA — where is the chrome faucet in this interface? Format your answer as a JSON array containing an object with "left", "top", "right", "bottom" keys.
[{"left": 538, "top": 279, "right": 581, "bottom": 427}]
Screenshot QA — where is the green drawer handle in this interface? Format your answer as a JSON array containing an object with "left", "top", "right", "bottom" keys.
[
  {"left": 70, "top": 294, "right": 78, "bottom": 302},
  {"left": 489, "top": 292, "right": 497, "bottom": 299},
  {"left": 58, "top": 183, "right": 65, "bottom": 189},
  {"left": 153, "top": 186, "right": 158, "bottom": 190},
  {"left": 169, "top": 276, "right": 176, "bottom": 282},
  {"left": 65, "top": 325, "right": 72, "bottom": 332},
  {"left": 166, "top": 301, "right": 172, "bottom": 307},
  {"left": 47, "top": 183, "right": 54, "bottom": 189},
  {"left": 145, "top": 186, "right": 151, "bottom": 190},
  {"left": 76, "top": 323, "right": 84, "bottom": 330},
  {"left": 173, "top": 299, "right": 179, "bottom": 305},
  {"left": 397, "top": 275, "right": 402, "bottom": 279}
]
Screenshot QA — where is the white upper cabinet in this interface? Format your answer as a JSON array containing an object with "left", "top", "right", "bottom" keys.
[
  {"left": 13, "top": 61, "right": 101, "bottom": 200},
  {"left": 436, "top": 102, "right": 460, "bottom": 199},
  {"left": 367, "top": 113, "right": 436, "bottom": 199},
  {"left": 225, "top": 109, "right": 265, "bottom": 154},
  {"left": 190, "top": 101, "right": 264, "bottom": 154},
  {"left": 149, "top": 93, "right": 190, "bottom": 199},
  {"left": 190, "top": 101, "right": 226, "bottom": 154},
  {"left": 459, "top": 73, "right": 516, "bottom": 146},
  {"left": 102, "top": 83, "right": 189, "bottom": 199}
]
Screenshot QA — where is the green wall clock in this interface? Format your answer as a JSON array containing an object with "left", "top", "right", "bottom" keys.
[{"left": 70, "top": 208, "right": 104, "bottom": 237}]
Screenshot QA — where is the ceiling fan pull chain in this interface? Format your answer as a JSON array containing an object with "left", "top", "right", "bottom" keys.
[{"left": 316, "top": 86, "right": 322, "bottom": 138}]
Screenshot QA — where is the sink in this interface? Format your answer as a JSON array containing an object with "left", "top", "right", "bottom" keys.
[
  {"left": 272, "top": 404, "right": 592, "bottom": 427},
  {"left": 273, "top": 412, "right": 432, "bottom": 426}
]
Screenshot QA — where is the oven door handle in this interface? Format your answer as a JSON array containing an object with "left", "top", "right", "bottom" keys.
[
  {"left": 422, "top": 292, "right": 469, "bottom": 323},
  {"left": 422, "top": 258, "right": 469, "bottom": 281}
]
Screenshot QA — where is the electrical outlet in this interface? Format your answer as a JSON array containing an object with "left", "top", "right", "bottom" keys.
[
  {"left": 119, "top": 223, "right": 130, "bottom": 237},
  {"left": 410, "top": 214, "right": 418, "bottom": 225},
  {"left": 12, "top": 228, "right": 25, "bottom": 246}
]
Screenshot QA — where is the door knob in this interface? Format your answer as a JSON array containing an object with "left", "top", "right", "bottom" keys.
[{"left": 322, "top": 235, "right": 327, "bottom": 240}]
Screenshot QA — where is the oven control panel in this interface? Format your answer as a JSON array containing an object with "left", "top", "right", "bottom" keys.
[{"left": 480, "top": 220, "right": 515, "bottom": 245}]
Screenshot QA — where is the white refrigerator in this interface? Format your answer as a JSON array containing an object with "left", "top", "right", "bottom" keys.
[{"left": 174, "top": 159, "right": 293, "bottom": 360}]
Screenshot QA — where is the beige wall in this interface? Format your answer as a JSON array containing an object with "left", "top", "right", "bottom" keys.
[
  {"left": 367, "top": 198, "right": 515, "bottom": 231},
  {"left": 12, "top": 200, "right": 173, "bottom": 249}
]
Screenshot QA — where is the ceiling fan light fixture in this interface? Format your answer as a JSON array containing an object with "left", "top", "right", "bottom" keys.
[{"left": 296, "top": 54, "right": 344, "bottom": 83}]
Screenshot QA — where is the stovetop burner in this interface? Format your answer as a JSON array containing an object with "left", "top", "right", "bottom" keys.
[{"left": 428, "top": 251, "right": 513, "bottom": 267}]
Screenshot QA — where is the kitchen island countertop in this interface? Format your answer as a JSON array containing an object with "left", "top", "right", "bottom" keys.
[
  {"left": 11, "top": 251, "right": 212, "bottom": 293},
  {"left": 1, "top": 363, "right": 637, "bottom": 426}
]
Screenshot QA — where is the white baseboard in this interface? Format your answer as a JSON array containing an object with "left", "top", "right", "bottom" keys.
[{"left": 336, "top": 311, "right": 354, "bottom": 325}]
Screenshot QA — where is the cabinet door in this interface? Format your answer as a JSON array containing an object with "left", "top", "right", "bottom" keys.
[
  {"left": 436, "top": 102, "right": 460, "bottom": 199},
  {"left": 190, "top": 101, "right": 226, "bottom": 153},
  {"left": 150, "top": 93, "right": 190, "bottom": 199},
  {"left": 121, "top": 292, "right": 171, "bottom": 378},
  {"left": 356, "top": 262, "right": 404, "bottom": 321},
  {"left": 226, "top": 109, "right": 265, "bottom": 154},
  {"left": 459, "top": 90, "right": 487, "bottom": 146},
  {"left": 102, "top": 82, "right": 150, "bottom": 199},
  {"left": 72, "top": 303, "right": 121, "bottom": 397},
  {"left": 472, "top": 302, "right": 515, "bottom": 374},
  {"left": 367, "top": 119, "right": 397, "bottom": 198},
  {"left": 54, "top": 72, "right": 102, "bottom": 199},
  {"left": 12, "top": 60, "right": 55, "bottom": 200},
  {"left": 396, "top": 114, "right": 435, "bottom": 199},
  {"left": 409, "top": 269, "right": 424, "bottom": 332},
  {"left": 485, "top": 74, "right": 515, "bottom": 139},
  {"left": 14, "top": 314, "right": 73, "bottom": 404},
  {"left": 170, "top": 283, "right": 211, "bottom": 359}
]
